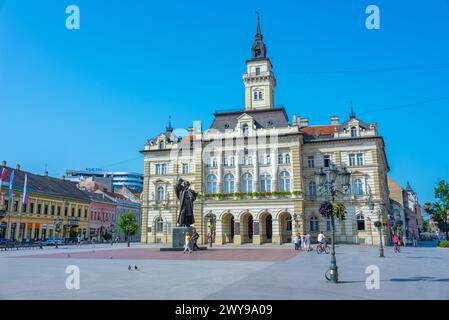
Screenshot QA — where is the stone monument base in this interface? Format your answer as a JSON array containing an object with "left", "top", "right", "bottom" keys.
[{"left": 159, "top": 226, "right": 208, "bottom": 251}]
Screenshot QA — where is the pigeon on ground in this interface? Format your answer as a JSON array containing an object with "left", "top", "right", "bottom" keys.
[
  {"left": 134, "top": 265, "right": 138, "bottom": 270},
  {"left": 128, "top": 265, "right": 132, "bottom": 271}
]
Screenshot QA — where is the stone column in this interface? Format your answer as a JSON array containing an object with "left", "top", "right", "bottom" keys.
[
  {"left": 140, "top": 161, "right": 151, "bottom": 244},
  {"left": 217, "top": 150, "right": 223, "bottom": 193},
  {"left": 253, "top": 150, "right": 259, "bottom": 192},
  {"left": 235, "top": 151, "right": 241, "bottom": 192},
  {"left": 271, "top": 149, "right": 278, "bottom": 191},
  {"left": 272, "top": 218, "right": 281, "bottom": 245}
]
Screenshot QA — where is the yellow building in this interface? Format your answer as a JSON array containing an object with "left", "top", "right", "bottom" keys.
[{"left": 0, "top": 163, "right": 90, "bottom": 242}]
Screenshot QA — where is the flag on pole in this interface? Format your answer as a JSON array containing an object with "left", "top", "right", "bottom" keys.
[
  {"left": 22, "top": 174, "right": 29, "bottom": 205},
  {"left": 8, "top": 169, "right": 14, "bottom": 201},
  {"left": 0, "top": 167, "right": 7, "bottom": 202}
]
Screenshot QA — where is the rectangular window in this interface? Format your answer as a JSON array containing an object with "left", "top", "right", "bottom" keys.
[
  {"left": 349, "top": 154, "right": 356, "bottom": 166},
  {"left": 155, "top": 164, "right": 161, "bottom": 175},
  {"left": 4, "top": 200, "right": 9, "bottom": 210},
  {"left": 64, "top": 207, "right": 68, "bottom": 217},
  {"left": 78, "top": 209, "right": 81, "bottom": 217},
  {"left": 71, "top": 208, "right": 75, "bottom": 217},
  {"left": 37, "top": 204, "right": 42, "bottom": 215},
  {"left": 323, "top": 155, "right": 331, "bottom": 168},
  {"left": 307, "top": 156, "right": 315, "bottom": 168},
  {"left": 356, "top": 153, "right": 364, "bottom": 166},
  {"left": 182, "top": 163, "right": 189, "bottom": 174},
  {"left": 51, "top": 205, "right": 55, "bottom": 216},
  {"left": 13, "top": 201, "right": 18, "bottom": 212},
  {"left": 30, "top": 203, "right": 34, "bottom": 214},
  {"left": 22, "top": 203, "right": 27, "bottom": 213},
  {"left": 44, "top": 205, "right": 48, "bottom": 215},
  {"left": 255, "top": 67, "right": 261, "bottom": 75},
  {"left": 84, "top": 209, "right": 88, "bottom": 218},
  {"left": 266, "top": 154, "right": 271, "bottom": 165},
  {"left": 57, "top": 206, "right": 61, "bottom": 216}
]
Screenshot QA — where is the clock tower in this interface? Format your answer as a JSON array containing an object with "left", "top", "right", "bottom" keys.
[{"left": 242, "top": 16, "right": 277, "bottom": 110}]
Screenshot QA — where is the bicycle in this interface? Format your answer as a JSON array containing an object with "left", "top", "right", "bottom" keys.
[
  {"left": 394, "top": 243, "right": 401, "bottom": 253},
  {"left": 316, "top": 242, "right": 330, "bottom": 254}
]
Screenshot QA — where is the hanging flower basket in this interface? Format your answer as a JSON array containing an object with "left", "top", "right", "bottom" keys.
[{"left": 319, "top": 201, "right": 346, "bottom": 220}]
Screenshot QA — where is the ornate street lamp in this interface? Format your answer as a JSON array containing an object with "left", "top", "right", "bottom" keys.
[
  {"left": 315, "top": 164, "right": 351, "bottom": 283},
  {"left": 369, "top": 199, "right": 385, "bottom": 258}
]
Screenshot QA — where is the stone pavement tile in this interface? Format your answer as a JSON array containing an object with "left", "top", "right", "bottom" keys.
[{"left": 13, "top": 248, "right": 298, "bottom": 262}]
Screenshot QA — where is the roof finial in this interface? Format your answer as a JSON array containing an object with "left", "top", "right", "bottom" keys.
[
  {"left": 166, "top": 115, "right": 173, "bottom": 133},
  {"left": 349, "top": 100, "right": 356, "bottom": 119}
]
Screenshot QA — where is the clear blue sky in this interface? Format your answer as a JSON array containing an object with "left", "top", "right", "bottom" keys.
[{"left": 1, "top": 0, "right": 448, "bottom": 205}]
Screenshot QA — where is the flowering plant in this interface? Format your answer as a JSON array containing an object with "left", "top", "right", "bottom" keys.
[{"left": 319, "top": 201, "right": 346, "bottom": 220}]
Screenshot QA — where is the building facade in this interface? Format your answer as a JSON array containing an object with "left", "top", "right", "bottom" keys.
[
  {"left": 66, "top": 168, "right": 144, "bottom": 193},
  {"left": 87, "top": 192, "right": 117, "bottom": 241},
  {"left": 0, "top": 163, "right": 90, "bottom": 241},
  {"left": 140, "top": 20, "right": 391, "bottom": 246}
]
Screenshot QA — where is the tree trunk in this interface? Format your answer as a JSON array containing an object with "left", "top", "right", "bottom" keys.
[{"left": 127, "top": 233, "right": 130, "bottom": 247}]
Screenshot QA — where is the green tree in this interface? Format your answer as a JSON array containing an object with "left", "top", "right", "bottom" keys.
[
  {"left": 424, "top": 180, "right": 449, "bottom": 240},
  {"left": 422, "top": 220, "right": 430, "bottom": 233},
  {"left": 118, "top": 212, "right": 139, "bottom": 247}
]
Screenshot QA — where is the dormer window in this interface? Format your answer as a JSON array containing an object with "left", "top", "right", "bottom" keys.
[
  {"left": 242, "top": 124, "right": 249, "bottom": 137},
  {"left": 350, "top": 126, "right": 357, "bottom": 137},
  {"left": 159, "top": 141, "right": 165, "bottom": 149}
]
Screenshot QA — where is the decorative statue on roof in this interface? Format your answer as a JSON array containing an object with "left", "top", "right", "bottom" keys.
[{"left": 175, "top": 179, "right": 197, "bottom": 227}]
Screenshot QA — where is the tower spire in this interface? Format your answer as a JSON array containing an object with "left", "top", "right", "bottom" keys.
[
  {"left": 166, "top": 115, "right": 173, "bottom": 133},
  {"left": 251, "top": 13, "right": 266, "bottom": 59},
  {"left": 349, "top": 100, "right": 356, "bottom": 119}
]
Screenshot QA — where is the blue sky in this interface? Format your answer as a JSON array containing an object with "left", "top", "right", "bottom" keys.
[{"left": 0, "top": 0, "right": 448, "bottom": 204}]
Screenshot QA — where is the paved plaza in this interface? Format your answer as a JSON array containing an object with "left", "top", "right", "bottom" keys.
[{"left": 1, "top": 242, "right": 448, "bottom": 300}]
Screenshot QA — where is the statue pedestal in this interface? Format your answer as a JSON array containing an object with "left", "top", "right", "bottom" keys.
[
  {"left": 160, "top": 226, "right": 207, "bottom": 251},
  {"left": 172, "top": 226, "right": 193, "bottom": 249}
]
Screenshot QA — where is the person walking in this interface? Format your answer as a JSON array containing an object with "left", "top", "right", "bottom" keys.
[
  {"left": 77, "top": 233, "right": 82, "bottom": 248},
  {"left": 183, "top": 232, "right": 192, "bottom": 254},
  {"left": 392, "top": 234, "right": 400, "bottom": 253},
  {"left": 293, "top": 234, "right": 301, "bottom": 251},
  {"left": 192, "top": 228, "right": 201, "bottom": 251},
  {"left": 402, "top": 233, "right": 407, "bottom": 247},
  {"left": 305, "top": 233, "right": 312, "bottom": 252},
  {"left": 412, "top": 234, "right": 418, "bottom": 247}
]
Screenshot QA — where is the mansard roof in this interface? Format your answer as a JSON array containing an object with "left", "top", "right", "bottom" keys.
[
  {"left": 210, "top": 107, "right": 289, "bottom": 132},
  {"left": 1, "top": 166, "right": 90, "bottom": 201},
  {"left": 300, "top": 125, "right": 339, "bottom": 140}
]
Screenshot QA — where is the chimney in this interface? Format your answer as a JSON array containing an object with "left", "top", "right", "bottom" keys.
[
  {"left": 1, "top": 160, "right": 6, "bottom": 167},
  {"left": 188, "top": 127, "right": 194, "bottom": 136},
  {"left": 16, "top": 164, "right": 21, "bottom": 171},
  {"left": 44, "top": 171, "right": 48, "bottom": 177},
  {"left": 331, "top": 116, "right": 339, "bottom": 125},
  {"left": 299, "top": 118, "right": 309, "bottom": 127}
]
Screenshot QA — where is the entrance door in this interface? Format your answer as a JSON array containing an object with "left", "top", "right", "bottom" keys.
[
  {"left": 266, "top": 215, "right": 272, "bottom": 240},
  {"left": 248, "top": 216, "right": 253, "bottom": 240},
  {"left": 230, "top": 217, "right": 234, "bottom": 239}
]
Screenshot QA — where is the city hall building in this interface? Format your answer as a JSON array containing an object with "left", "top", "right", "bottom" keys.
[{"left": 140, "top": 19, "right": 390, "bottom": 246}]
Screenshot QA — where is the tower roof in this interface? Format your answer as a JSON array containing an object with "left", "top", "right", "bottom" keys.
[{"left": 251, "top": 15, "right": 267, "bottom": 60}]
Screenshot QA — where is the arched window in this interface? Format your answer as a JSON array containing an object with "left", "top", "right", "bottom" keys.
[
  {"left": 242, "top": 124, "right": 249, "bottom": 137},
  {"left": 157, "top": 186, "right": 165, "bottom": 201},
  {"left": 326, "top": 217, "right": 332, "bottom": 231},
  {"left": 156, "top": 217, "right": 163, "bottom": 233},
  {"left": 279, "top": 171, "right": 291, "bottom": 192},
  {"left": 258, "top": 91, "right": 263, "bottom": 100},
  {"left": 207, "top": 174, "right": 217, "bottom": 194},
  {"left": 351, "top": 126, "right": 357, "bottom": 137},
  {"left": 224, "top": 173, "right": 234, "bottom": 194},
  {"left": 260, "top": 173, "right": 271, "bottom": 192},
  {"left": 353, "top": 179, "right": 363, "bottom": 195},
  {"left": 356, "top": 214, "right": 365, "bottom": 231},
  {"left": 285, "top": 154, "right": 290, "bottom": 164},
  {"left": 242, "top": 172, "right": 253, "bottom": 193},
  {"left": 253, "top": 92, "right": 258, "bottom": 100},
  {"left": 308, "top": 181, "right": 317, "bottom": 196},
  {"left": 310, "top": 217, "right": 319, "bottom": 231}
]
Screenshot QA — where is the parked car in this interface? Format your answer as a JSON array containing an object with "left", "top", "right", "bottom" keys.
[{"left": 45, "top": 239, "right": 64, "bottom": 246}]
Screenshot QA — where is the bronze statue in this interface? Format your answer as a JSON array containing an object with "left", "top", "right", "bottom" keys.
[{"left": 175, "top": 179, "right": 197, "bottom": 227}]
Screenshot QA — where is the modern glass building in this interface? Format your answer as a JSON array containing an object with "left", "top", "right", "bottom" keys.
[{"left": 66, "top": 168, "right": 144, "bottom": 193}]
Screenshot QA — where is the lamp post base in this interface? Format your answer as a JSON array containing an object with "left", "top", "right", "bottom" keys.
[{"left": 379, "top": 247, "right": 384, "bottom": 257}]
